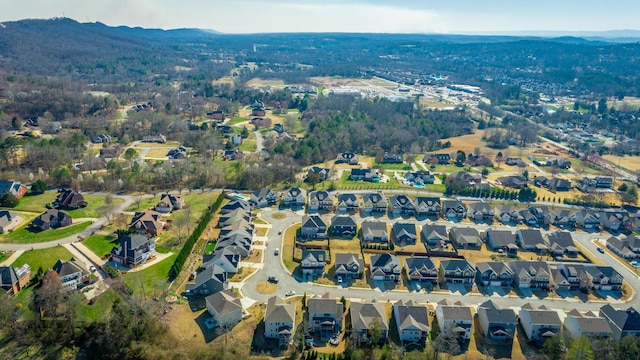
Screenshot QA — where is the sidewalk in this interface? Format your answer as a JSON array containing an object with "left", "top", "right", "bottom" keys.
[{"left": 72, "top": 241, "right": 107, "bottom": 266}]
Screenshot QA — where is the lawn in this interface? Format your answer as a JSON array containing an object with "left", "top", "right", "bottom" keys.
[
  {"left": 603, "top": 155, "right": 640, "bottom": 172},
  {"left": 231, "top": 116, "right": 249, "bottom": 124},
  {"left": 374, "top": 163, "right": 413, "bottom": 171},
  {"left": 77, "top": 289, "right": 119, "bottom": 323},
  {"left": 0, "top": 221, "right": 92, "bottom": 244},
  {"left": 238, "top": 140, "right": 257, "bottom": 152},
  {"left": 124, "top": 253, "right": 177, "bottom": 298},
  {"left": 82, "top": 234, "right": 118, "bottom": 258},
  {"left": 125, "top": 196, "right": 157, "bottom": 211},
  {"left": 7, "top": 191, "right": 57, "bottom": 213},
  {"left": 66, "top": 194, "right": 124, "bottom": 218},
  {"left": 11, "top": 246, "right": 75, "bottom": 270},
  {"left": 337, "top": 172, "right": 401, "bottom": 191},
  {"left": 282, "top": 224, "right": 299, "bottom": 273}
]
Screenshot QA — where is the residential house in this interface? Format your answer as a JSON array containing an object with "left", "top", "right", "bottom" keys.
[
  {"left": 405, "top": 257, "right": 438, "bottom": 284},
  {"left": 382, "top": 152, "right": 403, "bottom": 164},
  {"left": 308, "top": 191, "right": 334, "bottom": 212},
  {"left": 273, "top": 123, "right": 285, "bottom": 134},
  {"left": 0, "top": 264, "right": 31, "bottom": 295},
  {"left": 307, "top": 166, "right": 331, "bottom": 182},
  {"left": 439, "top": 259, "right": 476, "bottom": 285},
  {"left": 0, "top": 210, "right": 22, "bottom": 234},
  {"left": 308, "top": 293, "right": 344, "bottom": 340},
  {"left": 449, "top": 227, "right": 482, "bottom": 250},
  {"left": 575, "top": 211, "right": 601, "bottom": 231},
  {"left": 533, "top": 176, "right": 549, "bottom": 187},
  {"left": 154, "top": 193, "right": 184, "bottom": 213},
  {"left": 218, "top": 208, "right": 250, "bottom": 228},
  {"left": 222, "top": 149, "right": 243, "bottom": 161},
  {"left": 201, "top": 248, "right": 240, "bottom": 274},
  {"left": 556, "top": 264, "right": 587, "bottom": 291},
  {"left": 475, "top": 262, "right": 514, "bottom": 287},
  {"left": 251, "top": 107, "right": 266, "bottom": 117},
  {"left": 350, "top": 301, "right": 388, "bottom": 343},
  {"left": 495, "top": 205, "right": 520, "bottom": 225},
  {"left": 583, "top": 265, "right": 623, "bottom": 291},
  {"left": 392, "top": 222, "right": 418, "bottom": 246},
  {"left": 264, "top": 296, "right": 296, "bottom": 346},
  {"left": 516, "top": 229, "right": 548, "bottom": 253},
  {"left": 370, "top": 253, "right": 401, "bottom": 281},
  {"left": 336, "top": 193, "right": 359, "bottom": 213},
  {"left": 230, "top": 134, "right": 242, "bottom": 146},
  {"left": 91, "top": 134, "right": 111, "bottom": 143},
  {"left": 110, "top": 234, "right": 157, "bottom": 267},
  {"left": 547, "top": 231, "right": 578, "bottom": 257},
  {"left": 360, "top": 221, "right": 389, "bottom": 247},
  {"left": 564, "top": 309, "right": 613, "bottom": 339},
  {"left": 0, "top": 181, "right": 28, "bottom": 199},
  {"left": 449, "top": 171, "right": 481, "bottom": 185},
  {"left": 551, "top": 268, "right": 572, "bottom": 291},
  {"left": 600, "top": 305, "right": 640, "bottom": 341},
  {"left": 185, "top": 264, "right": 227, "bottom": 295},
  {"left": 519, "top": 210, "right": 539, "bottom": 227},
  {"left": 219, "top": 220, "right": 253, "bottom": 238},
  {"left": 53, "top": 189, "right": 87, "bottom": 209},
  {"left": 548, "top": 178, "right": 572, "bottom": 192},
  {"left": 300, "top": 215, "right": 328, "bottom": 240},
  {"left": 128, "top": 210, "right": 165, "bottom": 237},
  {"left": 595, "top": 176, "right": 614, "bottom": 188},
  {"left": 52, "top": 258, "right": 92, "bottom": 292},
  {"left": 415, "top": 197, "right": 441, "bottom": 217},
  {"left": 215, "top": 234, "right": 252, "bottom": 258},
  {"left": 334, "top": 253, "right": 364, "bottom": 281},
  {"left": 301, "top": 249, "right": 327, "bottom": 280},
  {"left": 99, "top": 145, "right": 119, "bottom": 159},
  {"left": 441, "top": 200, "right": 467, "bottom": 220},
  {"left": 496, "top": 175, "right": 528, "bottom": 189},
  {"left": 31, "top": 209, "right": 72, "bottom": 231},
  {"left": 435, "top": 300, "right": 473, "bottom": 341},
  {"left": 423, "top": 153, "right": 450, "bottom": 165},
  {"left": 282, "top": 188, "right": 306, "bottom": 208},
  {"left": 142, "top": 135, "right": 166, "bottom": 143},
  {"left": 336, "top": 151, "right": 359, "bottom": 165},
  {"left": 404, "top": 171, "right": 435, "bottom": 186},
  {"left": 518, "top": 304, "right": 562, "bottom": 344},
  {"left": 205, "top": 110, "right": 224, "bottom": 121},
  {"left": 477, "top": 300, "right": 517, "bottom": 345},
  {"left": 217, "top": 124, "right": 234, "bottom": 134},
  {"left": 509, "top": 262, "right": 551, "bottom": 289},
  {"left": 250, "top": 187, "right": 278, "bottom": 208},
  {"left": 362, "top": 192, "right": 388, "bottom": 214},
  {"left": 529, "top": 206, "right": 551, "bottom": 227},
  {"left": 600, "top": 211, "right": 632, "bottom": 233},
  {"left": 330, "top": 215, "right": 357, "bottom": 237},
  {"left": 388, "top": 195, "right": 415, "bottom": 216},
  {"left": 467, "top": 202, "right": 495, "bottom": 222},
  {"left": 393, "top": 300, "right": 429, "bottom": 344},
  {"left": 550, "top": 209, "right": 576, "bottom": 228},
  {"left": 606, "top": 236, "right": 639, "bottom": 260},
  {"left": 422, "top": 224, "right": 457, "bottom": 256},
  {"left": 579, "top": 176, "right": 613, "bottom": 191},
  {"left": 349, "top": 168, "right": 379, "bottom": 182}
]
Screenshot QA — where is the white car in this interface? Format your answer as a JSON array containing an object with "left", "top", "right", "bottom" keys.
[
  {"left": 285, "top": 290, "right": 295, "bottom": 297},
  {"left": 274, "top": 248, "right": 280, "bottom": 255}
]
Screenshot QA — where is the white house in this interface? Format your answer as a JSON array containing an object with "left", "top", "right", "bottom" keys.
[{"left": 205, "top": 290, "right": 243, "bottom": 329}]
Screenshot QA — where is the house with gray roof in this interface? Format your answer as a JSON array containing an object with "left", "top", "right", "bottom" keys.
[
  {"left": 52, "top": 258, "right": 92, "bottom": 292},
  {"left": 220, "top": 200, "right": 251, "bottom": 214},
  {"left": 547, "top": 231, "right": 578, "bottom": 257},
  {"left": 154, "top": 193, "right": 183, "bottom": 213},
  {"left": 607, "top": 235, "right": 640, "bottom": 260},
  {"left": 360, "top": 221, "right": 389, "bottom": 247},
  {"left": 477, "top": 300, "right": 517, "bottom": 345},
  {"left": 600, "top": 304, "right": 640, "bottom": 341},
  {"left": 518, "top": 303, "right": 562, "bottom": 344},
  {"left": 516, "top": 229, "right": 548, "bottom": 253},
  {"left": 475, "top": 262, "right": 513, "bottom": 287},
  {"left": 301, "top": 249, "right": 326, "bottom": 280},
  {"left": 439, "top": 259, "right": 475, "bottom": 285},
  {"left": 31, "top": 209, "right": 72, "bottom": 231},
  {"left": 0, "top": 210, "right": 22, "bottom": 234},
  {"left": 405, "top": 257, "right": 438, "bottom": 284},
  {"left": 336, "top": 193, "right": 359, "bottom": 213},
  {"left": 330, "top": 215, "right": 357, "bottom": 237},
  {"left": 388, "top": 195, "right": 415, "bottom": 216},
  {"left": 350, "top": 300, "right": 388, "bottom": 343},
  {"left": 334, "top": 253, "right": 364, "bottom": 281},
  {"left": 435, "top": 300, "right": 472, "bottom": 341},
  {"left": 264, "top": 296, "right": 296, "bottom": 346},
  {"left": 583, "top": 265, "right": 623, "bottom": 291},
  {"left": 205, "top": 290, "right": 243, "bottom": 329},
  {"left": 282, "top": 187, "right": 306, "bottom": 209},
  {"left": 576, "top": 210, "right": 601, "bottom": 231},
  {"left": 370, "top": 253, "right": 400, "bottom": 281},
  {"left": 185, "top": 264, "right": 227, "bottom": 295},
  {"left": 441, "top": 200, "right": 466, "bottom": 220},
  {"left": 415, "top": 197, "right": 441, "bottom": 217},
  {"left": 485, "top": 229, "right": 518, "bottom": 256},
  {"left": 550, "top": 209, "right": 576, "bottom": 228},
  {"left": 362, "top": 192, "right": 388, "bottom": 214},
  {"left": 394, "top": 300, "right": 429, "bottom": 344},
  {"left": 495, "top": 205, "right": 520, "bottom": 225},
  {"left": 300, "top": 215, "right": 328, "bottom": 240},
  {"left": 392, "top": 222, "right": 417, "bottom": 246},
  {"left": 449, "top": 227, "right": 482, "bottom": 249},
  {"left": 0, "top": 181, "right": 28, "bottom": 199},
  {"left": 509, "top": 261, "right": 551, "bottom": 289},
  {"left": 600, "top": 211, "right": 632, "bottom": 233},
  {"left": 308, "top": 293, "right": 343, "bottom": 340},
  {"left": 467, "top": 202, "right": 495, "bottom": 222},
  {"left": 564, "top": 309, "right": 612, "bottom": 339},
  {"left": 201, "top": 248, "right": 240, "bottom": 274},
  {"left": 0, "top": 264, "right": 31, "bottom": 295},
  {"left": 110, "top": 233, "right": 156, "bottom": 267},
  {"left": 308, "top": 191, "right": 334, "bottom": 212},
  {"left": 250, "top": 187, "right": 277, "bottom": 208}
]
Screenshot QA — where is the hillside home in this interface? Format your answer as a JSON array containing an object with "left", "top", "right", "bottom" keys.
[
  {"left": 308, "top": 293, "right": 344, "bottom": 340},
  {"left": 52, "top": 258, "right": 92, "bottom": 292},
  {"left": 264, "top": 296, "right": 296, "bottom": 346},
  {"left": 110, "top": 233, "right": 157, "bottom": 267},
  {"left": 205, "top": 289, "right": 243, "bottom": 329},
  {"left": 185, "top": 264, "right": 227, "bottom": 295}
]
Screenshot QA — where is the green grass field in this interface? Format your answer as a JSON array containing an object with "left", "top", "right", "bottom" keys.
[
  {"left": 11, "top": 246, "right": 74, "bottom": 271},
  {"left": 337, "top": 172, "right": 401, "bottom": 190},
  {"left": 374, "top": 163, "right": 412, "bottom": 171},
  {"left": 6, "top": 191, "right": 57, "bottom": 213},
  {"left": 66, "top": 194, "right": 124, "bottom": 218},
  {"left": 83, "top": 235, "right": 118, "bottom": 258},
  {"left": 238, "top": 140, "right": 257, "bottom": 152},
  {"left": 124, "top": 253, "right": 177, "bottom": 297},
  {"left": 231, "top": 116, "right": 249, "bottom": 124},
  {"left": 0, "top": 221, "right": 92, "bottom": 244},
  {"left": 125, "top": 197, "right": 157, "bottom": 211},
  {"left": 76, "top": 289, "right": 118, "bottom": 323}
]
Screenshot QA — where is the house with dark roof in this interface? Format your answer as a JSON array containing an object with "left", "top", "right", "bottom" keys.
[
  {"left": 264, "top": 296, "right": 296, "bottom": 346},
  {"left": 308, "top": 191, "right": 334, "bottom": 212},
  {"left": 250, "top": 187, "right": 278, "bottom": 208},
  {"left": 550, "top": 209, "right": 576, "bottom": 228},
  {"left": 555, "top": 264, "right": 587, "bottom": 291},
  {"left": 394, "top": 300, "right": 429, "bottom": 344},
  {"left": 405, "top": 257, "right": 438, "bottom": 284},
  {"left": 388, "top": 195, "right": 415, "bottom": 217},
  {"left": 0, "top": 210, "right": 22, "bottom": 234},
  {"left": 362, "top": 192, "right": 388, "bottom": 213},
  {"left": 0, "top": 264, "right": 31, "bottom": 295},
  {"left": 600, "top": 211, "right": 632, "bottom": 233},
  {"left": 53, "top": 189, "right": 87, "bottom": 210},
  {"left": 495, "top": 205, "right": 520, "bottom": 225},
  {"left": 439, "top": 259, "right": 475, "bottom": 285},
  {"left": 477, "top": 300, "right": 517, "bottom": 345},
  {"left": 467, "top": 202, "right": 495, "bottom": 222},
  {"left": 222, "top": 149, "right": 243, "bottom": 161},
  {"left": 301, "top": 249, "right": 327, "bottom": 280},
  {"left": 518, "top": 304, "right": 562, "bottom": 344},
  {"left": 516, "top": 229, "right": 548, "bottom": 253},
  {"left": 584, "top": 265, "right": 623, "bottom": 291},
  {"left": 485, "top": 229, "right": 518, "bottom": 256},
  {"left": 600, "top": 305, "right": 640, "bottom": 341},
  {"left": 421, "top": 224, "right": 457, "bottom": 256},
  {"left": 330, "top": 215, "right": 357, "bottom": 237},
  {"left": 415, "top": 197, "right": 441, "bottom": 217},
  {"left": 529, "top": 206, "right": 551, "bottom": 227},
  {"left": 307, "top": 166, "right": 331, "bottom": 182},
  {"left": 449, "top": 227, "right": 482, "bottom": 250},
  {"left": 441, "top": 200, "right": 467, "bottom": 220},
  {"left": 423, "top": 153, "right": 450, "bottom": 165},
  {"left": 548, "top": 178, "right": 572, "bottom": 192},
  {"left": 360, "top": 221, "right": 389, "bottom": 247},
  {"left": 575, "top": 211, "right": 601, "bottom": 231},
  {"left": 606, "top": 236, "right": 639, "bottom": 260},
  {"left": 475, "top": 262, "right": 514, "bottom": 287},
  {"left": 205, "top": 289, "right": 243, "bottom": 329},
  {"left": 219, "top": 220, "right": 253, "bottom": 238},
  {"left": 218, "top": 208, "right": 250, "bottom": 228},
  {"left": 308, "top": 293, "right": 344, "bottom": 340},
  {"left": 154, "top": 193, "right": 184, "bottom": 213},
  {"left": 564, "top": 309, "right": 612, "bottom": 339},
  {"left": 518, "top": 210, "right": 538, "bottom": 227},
  {"left": 509, "top": 261, "right": 551, "bottom": 289},
  {"left": 52, "top": 258, "right": 92, "bottom": 292},
  {"left": 336, "top": 151, "right": 359, "bottom": 165},
  {"left": 282, "top": 188, "right": 306, "bottom": 208},
  {"left": 370, "top": 253, "right": 401, "bottom": 281},
  {"left": 185, "top": 264, "right": 227, "bottom": 295},
  {"left": 0, "top": 181, "right": 28, "bottom": 199},
  {"left": 128, "top": 210, "right": 165, "bottom": 237},
  {"left": 392, "top": 222, "right": 417, "bottom": 246},
  {"left": 547, "top": 231, "right": 578, "bottom": 257},
  {"left": 334, "top": 253, "right": 364, "bottom": 281},
  {"left": 336, "top": 193, "right": 359, "bottom": 213},
  {"left": 202, "top": 248, "right": 240, "bottom": 274},
  {"left": 533, "top": 176, "right": 549, "bottom": 187},
  {"left": 31, "top": 209, "right": 72, "bottom": 231},
  {"left": 381, "top": 152, "right": 403, "bottom": 164},
  {"left": 215, "top": 234, "right": 252, "bottom": 258},
  {"left": 349, "top": 168, "right": 379, "bottom": 182},
  {"left": 435, "top": 300, "right": 473, "bottom": 341},
  {"left": 350, "top": 301, "right": 388, "bottom": 343},
  {"left": 300, "top": 215, "right": 328, "bottom": 240},
  {"left": 404, "top": 171, "right": 434, "bottom": 186},
  {"left": 496, "top": 175, "right": 528, "bottom": 189},
  {"left": 110, "top": 234, "right": 157, "bottom": 267}
]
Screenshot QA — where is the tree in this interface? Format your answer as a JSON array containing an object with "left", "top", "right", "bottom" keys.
[
  {"left": 124, "top": 148, "right": 138, "bottom": 166},
  {"left": 0, "top": 192, "right": 19, "bottom": 208},
  {"left": 616, "top": 335, "right": 640, "bottom": 360},
  {"left": 432, "top": 333, "right": 461, "bottom": 358},
  {"left": 368, "top": 317, "right": 383, "bottom": 345},
  {"left": 540, "top": 336, "right": 564, "bottom": 360},
  {"left": 307, "top": 172, "right": 320, "bottom": 190},
  {"left": 598, "top": 98, "right": 608, "bottom": 115},
  {"left": 522, "top": 169, "right": 529, "bottom": 180},
  {"left": 566, "top": 337, "right": 594, "bottom": 360},
  {"left": 31, "top": 179, "right": 47, "bottom": 195},
  {"left": 481, "top": 168, "right": 489, "bottom": 177},
  {"left": 455, "top": 150, "right": 466, "bottom": 166}
]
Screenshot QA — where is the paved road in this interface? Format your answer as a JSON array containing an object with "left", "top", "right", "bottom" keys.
[{"left": 241, "top": 209, "right": 639, "bottom": 313}]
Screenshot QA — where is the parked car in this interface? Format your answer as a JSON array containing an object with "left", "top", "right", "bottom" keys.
[
  {"left": 268, "top": 276, "right": 279, "bottom": 284},
  {"left": 597, "top": 247, "right": 605, "bottom": 254},
  {"left": 274, "top": 248, "right": 280, "bottom": 255},
  {"left": 285, "top": 290, "right": 295, "bottom": 296}
]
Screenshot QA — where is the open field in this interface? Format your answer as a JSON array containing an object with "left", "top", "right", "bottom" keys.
[
  {"left": 66, "top": 194, "right": 124, "bottom": 218},
  {"left": 124, "top": 253, "right": 177, "bottom": 298},
  {"left": 133, "top": 141, "right": 180, "bottom": 148},
  {"left": 145, "top": 148, "right": 171, "bottom": 158},
  {"left": 12, "top": 246, "right": 74, "bottom": 270},
  {"left": 245, "top": 78, "right": 286, "bottom": 87},
  {"left": 6, "top": 191, "right": 57, "bottom": 213},
  {"left": 0, "top": 221, "right": 92, "bottom": 244},
  {"left": 82, "top": 234, "right": 118, "bottom": 258},
  {"left": 603, "top": 154, "right": 640, "bottom": 172}
]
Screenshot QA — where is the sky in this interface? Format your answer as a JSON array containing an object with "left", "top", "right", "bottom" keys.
[{"left": 1, "top": 0, "right": 639, "bottom": 34}]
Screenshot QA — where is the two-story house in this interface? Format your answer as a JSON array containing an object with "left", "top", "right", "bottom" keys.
[
  {"left": 495, "top": 205, "right": 520, "bottom": 225},
  {"left": 360, "top": 221, "right": 389, "bottom": 247},
  {"left": 250, "top": 187, "right": 278, "bottom": 208},
  {"left": 509, "top": 261, "right": 551, "bottom": 289},
  {"left": 362, "top": 192, "right": 388, "bottom": 214},
  {"left": 264, "top": 296, "right": 296, "bottom": 346},
  {"left": 439, "top": 259, "right": 476, "bottom": 285},
  {"left": 392, "top": 222, "right": 418, "bottom": 246},
  {"left": 370, "top": 253, "right": 401, "bottom": 281},
  {"left": 518, "top": 303, "right": 562, "bottom": 344},
  {"left": 154, "top": 193, "right": 184, "bottom": 213},
  {"left": 404, "top": 171, "right": 435, "bottom": 186},
  {"left": 350, "top": 301, "right": 388, "bottom": 343},
  {"left": 475, "top": 262, "right": 514, "bottom": 287},
  {"left": 307, "top": 166, "right": 331, "bottom": 182},
  {"left": 600, "top": 305, "right": 640, "bottom": 341},
  {"left": 334, "top": 253, "right": 364, "bottom": 282},
  {"left": 185, "top": 264, "right": 227, "bottom": 295},
  {"left": 308, "top": 293, "right": 344, "bottom": 340},
  {"left": 393, "top": 300, "right": 429, "bottom": 344},
  {"left": 52, "top": 258, "right": 92, "bottom": 292},
  {"left": 205, "top": 290, "right": 243, "bottom": 329},
  {"left": 547, "top": 231, "right": 578, "bottom": 257},
  {"left": 53, "top": 189, "right": 87, "bottom": 210},
  {"left": 485, "top": 229, "right": 518, "bottom": 256},
  {"left": 349, "top": 168, "right": 379, "bottom": 182},
  {"left": 128, "top": 210, "right": 165, "bottom": 237},
  {"left": 308, "top": 191, "right": 334, "bottom": 212},
  {"left": 415, "top": 197, "right": 441, "bottom": 218},
  {"left": 301, "top": 249, "right": 327, "bottom": 280},
  {"left": 516, "top": 229, "right": 548, "bottom": 253},
  {"left": 0, "top": 264, "right": 31, "bottom": 295},
  {"left": 336, "top": 193, "right": 360, "bottom": 213},
  {"left": 436, "top": 300, "right": 473, "bottom": 341},
  {"left": 575, "top": 211, "right": 601, "bottom": 231},
  {"left": 31, "top": 209, "right": 72, "bottom": 231},
  {"left": 583, "top": 265, "right": 623, "bottom": 291},
  {"left": 336, "top": 151, "right": 359, "bottom": 165},
  {"left": 282, "top": 188, "right": 306, "bottom": 209},
  {"left": 477, "top": 300, "right": 517, "bottom": 345},
  {"left": 405, "top": 257, "right": 438, "bottom": 284},
  {"left": 110, "top": 233, "right": 157, "bottom": 267},
  {"left": 449, "top": 227, "right": 482, "bottom": 250},
  {"left": 388, "top": 195, "right": 415, "bottom": 217},
  {"left": 564, "top": 309, "right": 612, "bottom": 340},
  {"left": 550, "top": 209, "right": 576, "bottom": 229},
  {"left": 600, "top": 211, "right": 632, "bottom": 233},
  {"left": 300, "top": 215, "right": 328, "bottom": 240},
  {"left": 330, "top": 215, "right": 357, "bottom": 237},
  {"left": 467, "top": 202, "right": 495, "bottom": 222},
  {"left": 441, "top": 200, "right": 467, "bottom": 220}
]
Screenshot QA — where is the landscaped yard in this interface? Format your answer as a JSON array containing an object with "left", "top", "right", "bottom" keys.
[
  {"left": 124, "top": 253, "right": 177, "bottom": 297},
  {"left": 337, "top": 172, "right": 401, "bottom": 190},
  {"left": 0, "top": 221, "right": 92, "bottom": 244},
  {"left": 374, "top": 162, "right": 413, "bottom": 171},
  {"left": 125, "top": 196, "right": 157, "bottom": 211},
  {"left": 77, "top": 289, "right": 119, "bottom": 322},
  {"left": 82, "top": 234, "right": 118, "bottom": 258},
  {"left": 6, "top": 191, "right": 57, "bottom": 213},
  {"left": 282, "top": 224, "right": 299, "bottom": 272},
  {"left": 238, "top": 139, "right": 257, "bottom": 152},
  {"left": 66, "top": 194, "right": 125, "bottom": 218},
  {"left": 11, "top": 246, "right": 75, "bottom": 270}
]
